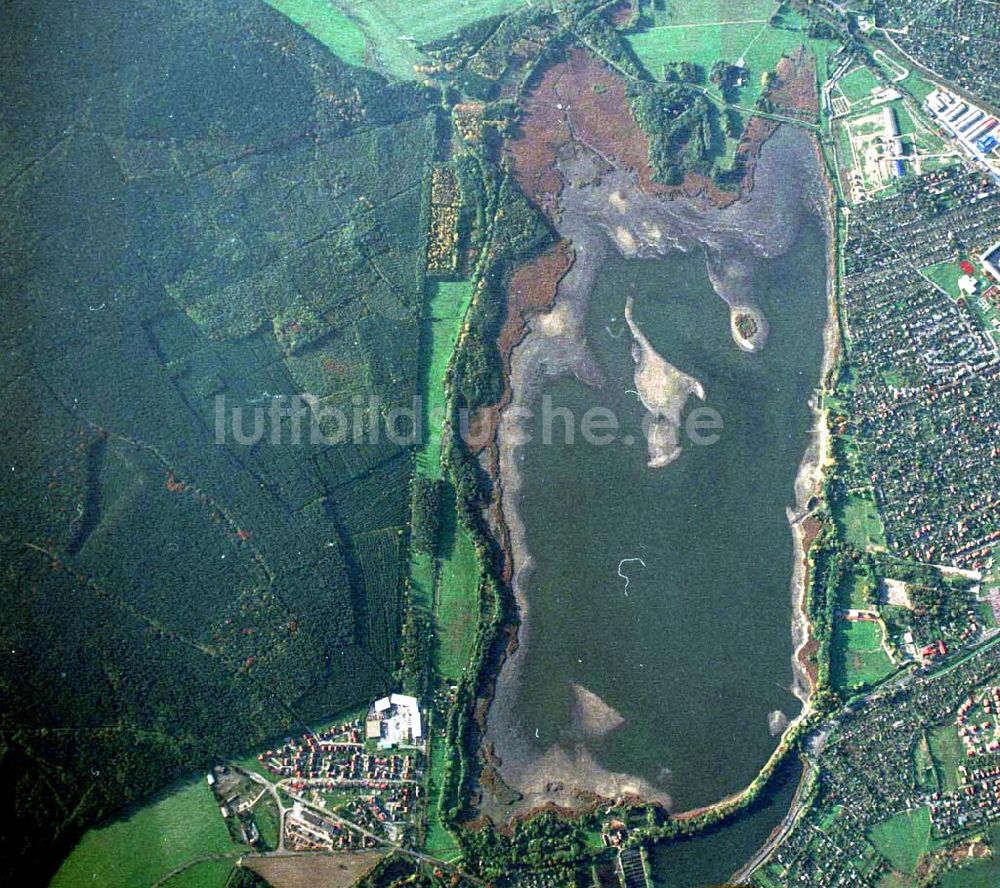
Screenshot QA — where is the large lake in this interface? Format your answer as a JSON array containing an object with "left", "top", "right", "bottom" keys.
[{"left": 510, "top": 209, "right": 828, "bottom": 811}]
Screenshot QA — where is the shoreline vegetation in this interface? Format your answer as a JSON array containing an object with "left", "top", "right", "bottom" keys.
[
  {"left": 477, "top": 117, "right": 834, "bottom": 829},
  {"left": 425, "top": 6, "right": 854, "bottom": 869}
]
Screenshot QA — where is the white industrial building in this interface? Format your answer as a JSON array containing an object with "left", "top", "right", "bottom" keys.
[
  {"left": 923, "top": 87, "right": 1000, "bottom": 180},
  {"left": 365, "top": 693, "right": 422, "bottom": 748}
]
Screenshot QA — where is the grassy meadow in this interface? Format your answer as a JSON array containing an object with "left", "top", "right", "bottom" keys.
[
  {"left": 53, "top": 778, "right": 237, "bottom": 888},
  {"left": 263, "top": 0, "right": 367, "bottom": 65},
  {"left": 831, "top": 619, "right": 896, "bottom": 689},
  {"left": 868, "top": 807, "right": 933, "bottom": 876},
  {"left": 625, "top": 2, "right": 834, "bottom": 111},
  {"left": 313, "top": 0, "right": 528, "bottom": 78}
]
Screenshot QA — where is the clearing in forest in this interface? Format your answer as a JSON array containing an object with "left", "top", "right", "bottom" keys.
[{"left": 52, "top": 778, "right": 237, "bottom": 888}]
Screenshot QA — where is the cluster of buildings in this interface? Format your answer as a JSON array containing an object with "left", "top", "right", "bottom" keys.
[
  {"left": 259, "top": 733, "right": 418, "bottom": 788},
  {"left": 927, "top": 774, "right": 1000, "bottom": 843},
  {"left": 257, "top": 696, "right": 425, "bottom": 845},
  {"left": 284, "top": 803, "right": 374, "bottom": 852},
  {"left": 366, "top": 694, "right": 423, "bottom": 749},
  {"left": 882, "top": 106, "right": 905, "bottom": 179},
  {"left": 923, "top": 88, "right": 1000, "bottom": 181},
  {"left": 956, "top": 688, "right": 1000, "bottom": 757},
  {"left": 755, "top": 641, "right": 1000, "bottom": 885},
  {"left": 344, "top": 791, "right": 420, "bottom": 842},
  {"left": 839, "top": 170, "right": 1000, "bottom": 570},
  {"left": 870, "top": 0, "right": 1000, "bottom": 107}
]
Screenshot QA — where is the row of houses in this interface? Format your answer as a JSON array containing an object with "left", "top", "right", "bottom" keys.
[{"left": 923, "top": 88, "right": 1000, "bottom": 181}]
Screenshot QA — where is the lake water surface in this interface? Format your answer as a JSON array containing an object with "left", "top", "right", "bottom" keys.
[{"left": 510, "top": 210, "right": 828, "bottom": 811}]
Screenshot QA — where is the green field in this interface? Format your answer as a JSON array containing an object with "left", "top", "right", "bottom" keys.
[
  {"left": 424, "top": 732, "right": 461, "bottom": 860},
  {"left": 411, "top": 548, "right": 435, "bottom": 609},
  {"left": 409, "top": 277, "right": 478, "bottom": 856},
  {"left": 436, "top": 520, "right": 481, "bottom": 680},
  {"left": 253, "top": 798, "right": 281, "bottom": 851},
  {"left": 837, "top": 65, "right": 881, "bottom": 104},
  {"left": 836, "top": 490, "right": 887, "bottom": 551},
  {"left": 840, "top": 570, "right": 875, "bottom": 610},
  {"left": 641, "top": 0, "right": 778, "bottom": 27},
  {"left": 329, "top": 0, "right": 526, "bottom": 79},
  {"left": 626, "top": 4, "right": 833, "bottom": 111},
  {"left": 868, "top": 806, "right": 933, "bottom": 876},
  {"left": 913, "top": 732, "right": 938, "bottom": 793},
  {"left": 831, "top": 619, "right": 896, "bottom": 689},
  {"left": 922, "top": 259, "right": 969, "bottom": 299},
  {"left": 264, "top": 0, "right": 367, "bottom": 65},
  {"left": 418, "top": 281, "right": 474, "bottom": 481},
  {"left": 53, "top": 778, "right": 238, "bottom": 888},
  {"left": 896, "top": 69, "right": 938, "bottom": 103},
  {"left": 928, "top": 723, "right": 964, "bottom": 793},
  {"left": 410, "top": 279, "right": 479, "bottom": 675}
]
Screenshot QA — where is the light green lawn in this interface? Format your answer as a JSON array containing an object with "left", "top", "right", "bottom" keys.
[
  {"left": 837, "top": 490, "right": 887, "bottom": 551},
  {"left": 832, "top": 619, "right": 896, "bottom": 689},
  {"left": 253, "top": 798, "right": 281, "bottom": 851},
  {"left": 330, "top": 0, "right": 526, "bottom": 79},
  {"left": 162, "top": 858, "right": 237, "bottom": 888},
  {"left": 894, "top": 102, "right": 918, "bottom": 137},
  {"left": 424, "top": 734, "right": 461, "bottom": 860},
  {"left": 53, "top": 778, "right": 238, "bottom": 888},
  {"left": 411, "top": 280, "right": 478, "bottom": 677},
  {"left": 410, "top": 548, "right": 435, "bottom": 609},
  {"left": 837, "top": 65, "right": 881, "bottom": 105},
  {"left": 643, "top": 0, "right": 778, "bottom": 27},
  {"left": 841, "top": 570, "right": 874, "bottom": 609},
  {"left": 436, "top": 522, "right": 480, "bottom": 681},
  {"left": 627, "top": 7, "right": 834, "bottom": 112},
  {"left": 921, "top": 259, "right": 966, "bottom": 299},
  {"left": 928, "top": 723, "right": 965, "bottom": 793},
  {"left": 264, "top": 0, "right": 367, "bottom": 66},
  {"left": 868, "top": 807, "right": 933, "bottom": 876},
  {"left": 899, "top": 71, "right": 938, "bottom": 103},
  {"left": 417, "top": 281, "right": 474, "bottom": 481}
]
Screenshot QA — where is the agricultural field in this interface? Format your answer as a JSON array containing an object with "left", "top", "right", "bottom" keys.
[
  {"left": 247, "top": 851, "right": 385, "bottom": 888},
  {"left": 52, "top": 778, "right": 238, "bottom": 888},
  {"left": 831, "top": 618, "right": 897, "bottom": 690},
  {"left": 868, "top": 806, "right": 934, "bottom": 877},
  {"left": 263, "top": 0, "right": 367, "bottom": 65},
  {"left": 328, "top": 0, "right": 528, "bottom": 79},
  {"left": 626, "top": 2, "right": 835, "bottom": 111}
]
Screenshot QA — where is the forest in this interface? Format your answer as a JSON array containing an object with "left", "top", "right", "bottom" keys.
[{"left": 0, "top": 0, "right": 439, "bottom": 880}]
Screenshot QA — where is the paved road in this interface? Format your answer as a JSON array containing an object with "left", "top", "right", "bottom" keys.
[
  {"left": 236, "top": 765, "right": 485, "bottom": 884},
  {"left": 734, "top": 634, "right": 1000, "bottom": 880}
]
